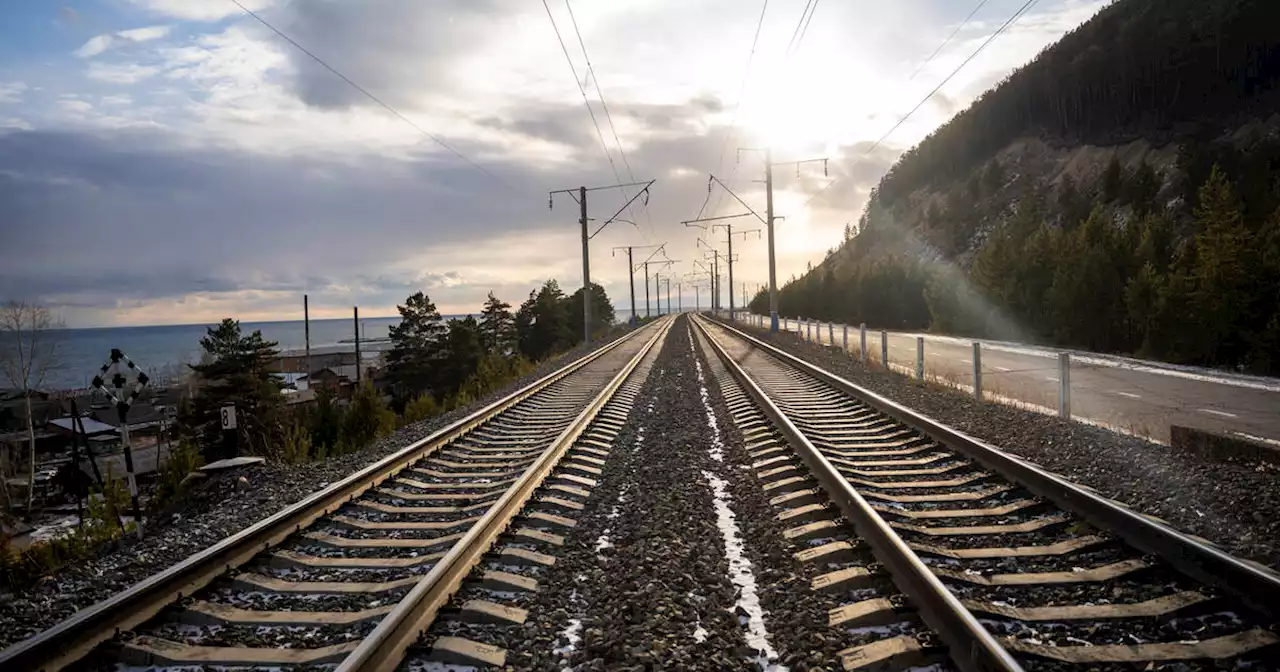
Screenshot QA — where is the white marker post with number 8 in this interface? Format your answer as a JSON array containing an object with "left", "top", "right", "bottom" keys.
[{"left": 220, "top": 405, "right": 237, "bottom": 459}]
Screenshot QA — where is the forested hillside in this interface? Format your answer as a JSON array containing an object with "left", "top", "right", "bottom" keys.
[{"left": 758, "top": 0, "right": 1280, "bottom": 373}]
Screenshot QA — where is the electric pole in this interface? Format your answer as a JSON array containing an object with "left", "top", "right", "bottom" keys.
[
  {"left": 684, "top": 212, "right": 761, "bottom": 322},
  {"left": 734, "top": 148, "right": 828, "bottom": 332},
  {"left": 549, "top": 179, "right": 655, "bottom": 343},
  {"left": 613, "top": 243, "right": 661, "bottom": 326}
]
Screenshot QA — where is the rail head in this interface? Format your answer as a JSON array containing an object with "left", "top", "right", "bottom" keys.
[
  {"left": 338, "top": 314, "right": 675, "bottom": 672},
  {"left": 0, "top": 321, "right": 657, "bottom": 672},
  {"left": 691, "top": 315, "right": 1024, "bottom": 672},
  {"left": 705, "top": 315, "right": 1280, "bottom": 619}
]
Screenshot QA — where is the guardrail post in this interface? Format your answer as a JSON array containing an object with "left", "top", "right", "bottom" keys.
[
  {"left": 842, "top": 324, "right": 848, "bottom": 352},
  {"left": 973, "top": 342, "right": 983, "bottom": 402},
  {"left": 828, "top": 322, "right": 834, "bottom": 346},
  {"left": 860, "top": 323, "right": 867, "bottom": 361},
  {"left": 916, "top": 337, "right": 925, "bottom": 380},
  {"left": 1059, "top": 353, "right": 1071, "bottom": 418},
  {"left": 806, "top": 320, "right": 811, "bottom": 341},
  {"left": 881, "top": 330, "right": 888, "bottom": 368}
]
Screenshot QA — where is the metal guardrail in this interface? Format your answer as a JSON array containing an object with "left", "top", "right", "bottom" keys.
[
  {"left": 0, "top": 321, "right": 659, "bottom": 672},
  {"left": 692, "top": 315, "right": 1023, "bottom": 672},
  {"left": 703, "top": 315, "right": 1280, "bottom": 620}
]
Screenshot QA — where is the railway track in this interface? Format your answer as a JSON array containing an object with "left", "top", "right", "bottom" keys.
[
  {"left": 692, "top": 314, "right": 1280, "bottom": 672},
  {"left": 0, "top": 315, "right": 673, "bottom": 672}
]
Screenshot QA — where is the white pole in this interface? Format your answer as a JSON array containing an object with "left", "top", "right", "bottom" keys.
[
  {"left": 973, "top": 342, "right": 983, "bottom": 402},
  {"left": 916, "top": 337, "right": 925, "bottom": 380},
  {"left": 1059, "top": 353, "right": 1071, "bottom": 418}
]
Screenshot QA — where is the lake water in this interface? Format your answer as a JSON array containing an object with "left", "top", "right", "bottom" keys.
[{"left": 33, "top": 309, "right": 647, "bottom": 391}]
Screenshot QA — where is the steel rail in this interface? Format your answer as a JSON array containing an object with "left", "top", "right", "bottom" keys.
[
  {"left": 0, "top": 321, "right": 659, "bottom": 672},
  {"left": 703, "top": 316, "right": 1280, "bottom": 619},
  {"left": 691, "top": 315, "right": 1023, "bottom": 672},
  {"left": 339, "top": 314, "right": 674, "bottom": 672}
]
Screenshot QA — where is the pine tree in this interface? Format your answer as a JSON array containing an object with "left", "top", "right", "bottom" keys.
[
  {"left": 386, "top": 291, "right": 446, "bottom": 399},
  {"left": 185, "top": 319, "right": 284, "bottom": 458},
  {"left": 437, "top": 316, "right": 486, "bottom": 395},
  {"left": 1190, "top": 165, "right": 1255, "bottom": 364},
  {"left": 566, "top": 283, "right": 615, "bottom": 342},
  {"left": 516, "top": 280, "right": 572, "bottom": 360},
  {"left": 1101, "top": 155, "right": 1123, "bottom": 202},
  {"left": 478, "top": 291, "right": 514, "bottom": 354}
]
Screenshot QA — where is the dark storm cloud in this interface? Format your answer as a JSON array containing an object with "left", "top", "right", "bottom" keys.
[
  {"left": 278, "top": 0, "right": 522, "bottom": 109},
  {"left": 0, "top": 90, "right": 737, "bottom": 319}
]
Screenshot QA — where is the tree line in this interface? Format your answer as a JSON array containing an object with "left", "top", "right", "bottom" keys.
[
  {"left": 754, "top": 160, "right": 1280, "bottom": 374},
  {"left": 180, "top": 279, "right": 616, "bottom": 463}
]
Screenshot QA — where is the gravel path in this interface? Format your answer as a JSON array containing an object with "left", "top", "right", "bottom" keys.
[
  {"left": 724, "top": 318, "right": 1280, "bottom": 572},
  {"left": 0, "top": 328, "right": 635, "bottom": 651}
]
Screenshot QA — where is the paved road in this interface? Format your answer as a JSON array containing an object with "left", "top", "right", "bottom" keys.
[{"left": 742, "top": 315, "right": 1280, "bottom": 446}]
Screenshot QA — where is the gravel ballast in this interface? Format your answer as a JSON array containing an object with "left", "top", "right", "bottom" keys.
[
  {"left": 514, "top": 319, "right": 754, "bottom": 669},
  {"left": 0, "top": 328, "right": 638, "bottom": 651},
  {"left": 723, "top": 318, "right": 1280, "bottom": 572}
]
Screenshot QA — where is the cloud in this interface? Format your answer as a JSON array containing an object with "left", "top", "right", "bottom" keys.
[
  {"left": 86, "top": 62, "right": 162, "bottom": 84},
  {"left": 74, "top": 25, "right": 171, "bottom": 58},
  {"left": 125, "top": 0, "right": 271, "bottom": 22},
  {"left": 74, "top": 35, "right": 114, "bottom": 58},
  {"left": 0, "top": 82, "right": 26, "bottom": 104}
]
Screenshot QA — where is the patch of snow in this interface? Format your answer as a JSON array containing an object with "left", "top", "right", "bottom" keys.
[
  {"left": 554, "top": 617, "right": 583, "bottom": 656},
  {"left": 701, "top": 470, "right": 785, "bottom": 671},
  {"left": 693, "top": 624, "right": 709, "bottom": 643},
  {"left": 595, "top": 534, "right": 613, "bottom": 552},
  {"left": 688, "top": 325, "right": 724, "bottom": 462}
]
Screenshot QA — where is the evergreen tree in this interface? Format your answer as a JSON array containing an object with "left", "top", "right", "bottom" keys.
[
  {"left": 1101, "top": 155, "right": 1124, "bottom": 202},
  {"left": 437, "top": 316, "right": 486, "bottom": 395},
  {"left": 566, "top": 283, "right": 615, "bottom": 342},
  {"left": 185, "top": 319, "right": 284, "bottom": 458},
  {"left": 385, "top": 291, "right": 446, "bottom": 399},
  {"left": 1190, "top": 165, "right": 1255, "bottom": 364},
  {"left": 516, "top": 280, "right": 572, "bottom": 360},
  {"left": 478, "top": 291, "right": 514, "bottom": 354}
]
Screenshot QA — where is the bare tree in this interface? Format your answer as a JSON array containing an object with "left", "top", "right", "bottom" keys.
[{"left": 0, "top": 301, "right": 61, "bottom": 518}]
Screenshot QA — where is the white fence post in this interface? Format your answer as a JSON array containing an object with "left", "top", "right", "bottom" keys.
[
  {"left": 916, "top": 336, "right": 925, "bottom": 380},
  {"left": 973, "top": 342, "right": 983, "bottom": 402},
  {"left": 842, "top": 324, "right": 848, "bottom": 352},
  {"left": 881, "top": 330, "right": 888, "bottom": 368},
  {"left": 1059, "top": 353, "right": 1071, "bottom": 418},
  {"left": 860, "top": 324, "right": 867, "bottom": 362}
]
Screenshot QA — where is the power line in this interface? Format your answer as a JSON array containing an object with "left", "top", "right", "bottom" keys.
[
  {"left": 801, "top": 0, "right": 1041, "bottom": 209},
  {"left": 701, "top": 0, "right": 769, "bottom": 222},
  {"left": 563, "top": 0, "right": 654, "bottom": 242},
  {"left": 227, "top": 0, "right": 509, "bottom": 189},
  {"left": 785, "top": 0, "right": 820, "bottom": 57},
  {"left": 542, "top": 0, "right": 624, "bottom": 191},
  {"left": 907, "top": 0, "right": 990, "bottom": 82}
]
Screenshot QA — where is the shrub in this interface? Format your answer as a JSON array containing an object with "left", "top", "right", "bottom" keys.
[
  {"left": 403, "top": 393, "right": 441, "bottom": 425},
  {"left": 340, "top": 382, "right": 397, "bottom": 451},
  {"left": 150, "top": 439, "right": 205, "bottom": 512}
]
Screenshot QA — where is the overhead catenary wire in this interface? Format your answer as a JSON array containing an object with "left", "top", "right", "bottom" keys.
[
  {"left": 785, "top": 0, "right": 820, "bottom": 57},
  {"left": 563, "top": 0, "right": 654, "bottom": 242},
  {"left": 226, "top": 0, "right": 511, "bottom": 190},
  {"left": 542, "top": 0, "right": 629, "bottom": 205},
  {"left": 907, "top": 0, "right": 991, "bottom": 82},
  {"left": 800, "top": 0, "right": 1043, "bottom": 210}
]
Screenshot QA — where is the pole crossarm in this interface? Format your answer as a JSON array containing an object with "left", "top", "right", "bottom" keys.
[
  {"left": 549, "top": 180, "right": 655, "bottom": 199},
  {"left": 707, "top": 174, "right": 767, "bottom": 225},
  {"left": 589, "top": 179, "right": 656, "bottom": 239}
]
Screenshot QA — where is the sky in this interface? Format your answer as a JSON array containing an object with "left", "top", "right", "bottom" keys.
[{"left": 0, "top": 0, "right": 1109, "bottom": 328}]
